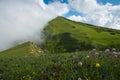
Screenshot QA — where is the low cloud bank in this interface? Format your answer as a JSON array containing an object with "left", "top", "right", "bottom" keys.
[{"left": 0, "top": 0, "right": 68, "bottom": 51}]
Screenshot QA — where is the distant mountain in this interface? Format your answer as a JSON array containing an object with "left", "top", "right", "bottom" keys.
[{"left": 43, "top": 16, "right": 120, "bottom": 53}]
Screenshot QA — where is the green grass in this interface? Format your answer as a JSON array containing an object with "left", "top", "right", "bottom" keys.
[
  {"left": 43, "top": 16, "right": 120, "bottom": 52},
  {"left": 0, "top": 49, "right": 120, "bottom": 80}
]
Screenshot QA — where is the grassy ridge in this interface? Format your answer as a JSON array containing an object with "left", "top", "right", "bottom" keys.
[
  {"left": 0, "top": 42, "right": 44, "bottom": 59},
  {"left": 43, "top": 17, "right": 120, "bottom": 53}
]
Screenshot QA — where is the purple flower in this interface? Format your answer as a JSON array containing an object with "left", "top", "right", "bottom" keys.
[
  {"left": 71, "top": 67, "right": 76, "bottom": 72},
  {"left": 102, "top": 73, "right": 106, "bottom": 79},
  {"left": 0, "top": 59, "right": 3, "bottom": 62},
  {"left": 78, "top": 77, "right": 82, "bottom": 80},
  {"left": 0, "top": 69, "right": 3, "bottom": 74},
  {"left": 50, "top": 71, "right": 55, "bottom": 76}
]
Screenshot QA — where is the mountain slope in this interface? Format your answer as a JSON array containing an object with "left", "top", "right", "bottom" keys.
[
  {"left": 43, "top": 16, "right": 120, "bottom": 52},
  {"left": 0, "top": 42, "right": 44, "bottom": 59}
]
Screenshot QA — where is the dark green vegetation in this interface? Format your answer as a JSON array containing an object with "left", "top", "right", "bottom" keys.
[
  {"left": 43, "top": 17, "right": 120, "bottom": 53},
  {"left": 0, "top": 43, "right": 120, "bottom": 80},
  {"left": 0, "top": 17, "right": 120, "bottom": 80}
]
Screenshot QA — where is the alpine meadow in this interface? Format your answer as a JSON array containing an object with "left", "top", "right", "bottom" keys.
[{"left": 0, "top": 17, "right": 120, "bottom": 80}]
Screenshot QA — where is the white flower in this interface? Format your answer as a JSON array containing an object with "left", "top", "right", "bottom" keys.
[
  {"left": 92, "top": 48, "right": 96, "bottom": 52},
  {"left": 95, "top": 52, "right": 99, "bottom": 55},
  {"left": 78, "top": 77, "right": 82, "bottom": 80},
  {"left": 86, "top": 55, "right": 90, "bottom": 58},
  {"left": 112, "top": 48, "right": 116, "bottom": 51},
  {"left": 105, "top": 49, "right": 110, "bottom": 53},
  {"left": 78, "top": 62, "right": 82, "bottom": 67}
]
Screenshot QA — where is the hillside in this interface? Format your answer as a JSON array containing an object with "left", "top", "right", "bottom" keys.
[
  {"left": 43, "top": 16, "right": 120, "bottom": 53},
  {"left": 0, "top": 17, "right": 120, "bottom": 80},
  {"left": 0, "top": 42, "right": 44, "bottom": 59}
]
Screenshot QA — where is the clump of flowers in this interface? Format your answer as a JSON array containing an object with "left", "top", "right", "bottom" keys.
[{"left": 96, "top": 63, "right": 100, "bottom": 68}]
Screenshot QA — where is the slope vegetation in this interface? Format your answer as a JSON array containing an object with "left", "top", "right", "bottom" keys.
[{"left": 43, "top": 16, "right": 120, "bottom": 53}]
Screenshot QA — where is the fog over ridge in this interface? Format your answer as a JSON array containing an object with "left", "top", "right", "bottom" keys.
[{"left": 0, "top": 0, "right": 68, "bottom": 51}]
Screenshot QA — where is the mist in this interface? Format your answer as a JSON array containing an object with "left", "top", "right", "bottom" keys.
[{"left": 0, "top": 0, "right": 68, "bottom": 51}]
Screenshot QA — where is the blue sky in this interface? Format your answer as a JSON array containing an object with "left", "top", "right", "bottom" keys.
[
  {"left": 44, "top": 0, "right": 120, "bottom": 5},
  {"left": 97, "top": 0, "right": 120, "bottom": 5},
  {"left": 43, "top": 0, "right": 120, "bottom": 18}
]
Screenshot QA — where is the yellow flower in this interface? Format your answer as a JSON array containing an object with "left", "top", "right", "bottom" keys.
[{"left": 96, "top": 63, "right": 100, "bottom": 67}]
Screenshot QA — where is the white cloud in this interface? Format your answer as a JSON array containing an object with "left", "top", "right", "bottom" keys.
[
  {"left": 68, "top": 15, "right": 83, "bottom": 22},
  {"left": 68, "top": 0, "right": 99, "bottom": 14},
  {"left": 0, "top": 0, "right": 69, "bottom": 51},
  {"left": 67, "top": 0, "right": 120, "bottom": 29}
]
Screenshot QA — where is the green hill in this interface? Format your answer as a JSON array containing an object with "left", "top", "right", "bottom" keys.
[
  {"left": 0, "top": 42, "right": 44, "bottom": 59},
  {"left": 43, "top": 16, "right": 120, "bottom": 53},
  {"left": 0, "top": 17, "right": 120, "bottom": 80}
]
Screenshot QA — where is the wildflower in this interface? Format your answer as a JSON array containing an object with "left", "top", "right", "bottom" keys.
[
  {"left": 78, "top": 62, "right": 82, "bottom": 67},
  {"left": 0, "top": 69, "right": 3, "bottom": 74},
  {"left": 102, "top": 73, "right": 106, "bottom": 79},
  {"left": 105, "top": 49, "right": 110, "bottom": 53},
  {"left": 114, "top": 55, "right": 118, "bottom": 57},
  {"left": 96, "top": 63, "right": 100, "bottom": 68},
  {"left": 92, "top": 48, "right": 96, "bottom": 52},
  {"left": 112, "top": 51, "right": 117, "bottom": 55},
  {"left": 87, "top": 64, "right": 91, "bottom": 69},
  {"left": 86, "top": 55, "right": 90, "bottom": 58},
  {"left": 78, "top": 77, "right": 82, "bottom": 80},
  {"left": 0, "top": 59, "right": 3, "bottom": 62},
  {"left": 50, "top": 71, "right": 55, "bottom": 76},
  {"left": 95, "top": 52, "right": 99, "bottom": 55},
  {"left": 71, "top": 67, "right": 76, "bottom": 72},
  {"left": 112, "top": 48, "right": 116, "bottom": 51}
]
